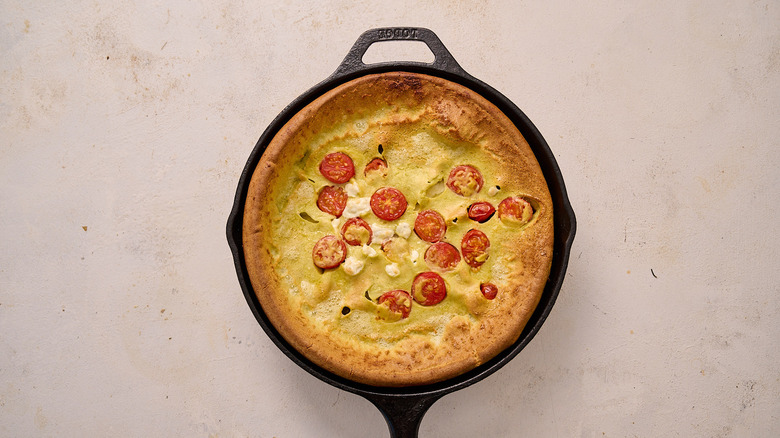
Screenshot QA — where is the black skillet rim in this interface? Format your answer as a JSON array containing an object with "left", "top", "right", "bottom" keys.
[{"left": 227, "top": 27, "right": 576, "bottom": 403}]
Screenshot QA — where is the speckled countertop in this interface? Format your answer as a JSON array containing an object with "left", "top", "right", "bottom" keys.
[{"left": 2, "top": 1, "right": 778, "bottom": 437}]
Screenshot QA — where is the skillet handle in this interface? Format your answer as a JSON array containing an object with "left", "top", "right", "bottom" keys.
[
  {"left": 332, "top": 27, "right": 470, "bottom": 79},
  {"left": 366, "top": 393, "right": 442, "bottom": 438}
]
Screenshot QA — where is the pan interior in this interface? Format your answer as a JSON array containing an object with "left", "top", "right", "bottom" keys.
[{"left": 232, "top": 71, "right": 574, "bottom": 390}]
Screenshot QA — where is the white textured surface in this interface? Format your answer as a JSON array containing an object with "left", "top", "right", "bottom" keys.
[{"left": 2, "top": 1, "right": 779, "bottom": 437}]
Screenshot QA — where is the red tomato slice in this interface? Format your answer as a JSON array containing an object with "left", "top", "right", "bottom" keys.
[
  {"left": 412, "top": 272, "right": 447, "bottom": 306},
  {"left": 341, "top": 217, "right": 372, "bottom": 246},
  {"left": 319, "top": 152, "right": 355, "bottom": 184},
  {"left": 364, "top": 157, "right": 388, "bottom": 177},
  {"left": 370, "top": 187, "right": 408, "bottom": 221},
  {"left": 377, "top": 290, "right": 412, "bottom": 319},
  {"left": 414, "top": 209, "right": 447, "bottom": 242},
  {"left": 498, "top": 196, "right": 534, "bottom": 224},
  {"left": 423, "top": 242, "right": 461, "bottom": 271},
  {"left": 316, "top": 186, "right": 348, "bottom": 217},
  {"left": 480, "top": 282, "right": 498, "bottom": 300},
  {"left": 312, "top": 235, "right": 347, "bottom": 269},
  {"left": 467, "top": 201, "right": 496, "bottom": 223},
  {"left": 381, "top": 237, "right": 410, "bottom": 263},
  {"left": 446, "top": 165, "right": 484, "bottom": 196},
  {"left": 461, "top": 229, "right": 490, "bottom": 268}
]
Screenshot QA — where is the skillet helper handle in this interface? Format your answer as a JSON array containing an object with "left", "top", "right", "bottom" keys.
[
  {"left": 332, "top": 27, "right": 470, "bottom": 79},
  {"left": 368, "top": 393, "right": 441, "bottom": 438}
]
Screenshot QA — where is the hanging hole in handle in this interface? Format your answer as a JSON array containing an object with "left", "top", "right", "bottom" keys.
[{"left": 361, "top": 40, "right": 436, "bottom": 65}]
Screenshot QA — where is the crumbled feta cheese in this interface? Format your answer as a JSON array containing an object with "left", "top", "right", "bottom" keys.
[
  {"left": 342, "top": 256, "right": 364, "bottom": 276},
  {"left": 342, "top": 197, "right": 371, "bottom": 218},
  {"left": 371, "top": 223, "right": 395, "bottom": 243},
  {"left": 385, "top": 263, "right": 400, "bottom": 277},
  {"left": 488, "top": 186, "right": 500, "bottom": 196},
  {"left": 362, "top": 244, "right": 378, "bottom": 257},
  {"left": 344, "top": 180, "right": 360, "bottom": 197},
  {"left": 331, "top": 218, "right": 341, "bottom": 233},
  {"left": 409, "top": 249, "right": 419, "bottom": 263},
  {"left": 395, "top": 222, "right": 412, "bottom": 239}
]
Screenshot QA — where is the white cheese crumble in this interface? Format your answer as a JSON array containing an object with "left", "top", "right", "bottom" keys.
[
  {"left": 342, "top": 197, "right": 371, "bottom": 218},
  {"left": 409, "top": 249, "right": 419, "bottom": 263},
  {"left": 385, "top": 263, "right": 400, "bottom": 277},
  {"left": 362, "top": 244, "right": 378, "bottom": 257},
  {"left": 345, "top": 180, "right": 360, "bottom": 197},
  {"left": 342, "top": 256, "right": 364, "bottom": 276},
  {"left": 371, "top": 223, "right": 395, "bottom": 243},
  {"left": 331, "top": 218, "right": 341, "bottom": 233},
  {"left": 488, "top": 186, "right": 500, "bottom": 196},
  {"left": 395, "top": 222, "right": 412, "bottom": 239}
]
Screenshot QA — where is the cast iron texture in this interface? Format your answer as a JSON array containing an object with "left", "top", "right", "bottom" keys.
[{"left": 227, "top": 27, "right": 576, "bottom": 438}]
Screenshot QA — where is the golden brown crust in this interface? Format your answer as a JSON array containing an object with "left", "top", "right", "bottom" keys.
[{"left": 243, "top": 72, "right": 553, "bottom": 386}]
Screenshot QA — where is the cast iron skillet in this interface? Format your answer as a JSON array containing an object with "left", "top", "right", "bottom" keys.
[{"left": 227, "top": 27, "right": 576, "bottom": 438}]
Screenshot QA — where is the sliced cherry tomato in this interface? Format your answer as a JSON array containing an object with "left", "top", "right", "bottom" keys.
[
  {"left": 498, "top": 196, "right": 534, "bottom": 224},
  {"left": 412, "top": 272, "right": 447, "bottom": 306},
  {"left": 467, "top": 201, "right": 496, "bottom": 223},
  {"left": 414, "top": 209, "right": 447, "bottom": 242},
  {"left": 377, "top": 289, "right": 412, "bottom": 319},
  {"left": 364, "top": 157, "right": 388, "bottom": 177},
  {"left": 446, "top": 165, "right": 483, "bottom": 196},
  {"left": 424, "top": 242, "right": 461, "bottom": 271},
  {"left": 312, "top": 235, "right": 347, "bottom": 269},
  {"left": 319, "top": 152, "right": 355, "bottom": 184},
  {"left": 461, "top": 229, "right": 490, "bottom": 268},
  {"left": 316, "top": 186, "right": 348, "bottom": 217},
  {"left": 480, "top": 283, "right": 498, "bottom": 300},
  {"left": 370, "top": 187, "right": 408, "bottom": 221},
  {"left": 381, "top": 237, "right": 410, "bottom": 263},
  {"left": 341, "top": 217, "right": 372, "bottom": 246}
]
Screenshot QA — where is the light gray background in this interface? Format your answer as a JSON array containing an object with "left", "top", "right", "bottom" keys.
[{"left": 2, "top": 1, "right": 778, "bottom": 437}]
